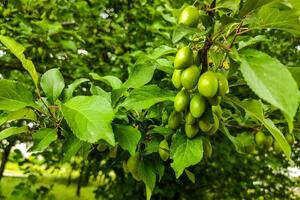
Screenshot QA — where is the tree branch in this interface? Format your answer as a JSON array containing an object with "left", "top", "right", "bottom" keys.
[{"left": 200, "top": 0, "right": 216, "bottom": 74}]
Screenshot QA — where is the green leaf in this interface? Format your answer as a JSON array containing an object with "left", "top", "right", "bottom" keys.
[
  {"left": 248, "top": 6, "right": 300, "bottom": 36},
  {"left": 0, "top": 113, "right": 7, "bottom": 126},
  {"left": 89, "top": 73, "right": 122, "bottom": 90},
  {"left": 40, "top": 68, "right": 65, "bottom": 102},
  {"left": 0, "top": 80, "right": 35, "bottom": 111},
  {"left": 170, "top": 134, "right": 203, "bottom": 178},
  {"left": 0, "top": 126, "right": 28, "bottom": 141},
  {"left": 172, "top": 24, "right": 200, "bottom": 43},
  {"left": 6, "top": 108, "right": 37, "bottom": 122},
  {"left": 239, "top": 0, "right": 275, "bottom": 16},
  {"left": 240, "top": 49, "right": 299, "bottom": 132},
  {"left": 288, "top": 67, "right": 300, "bottom": 87},
  {"left": 65, "top": 78, "right": 89, "bottom": 101},
  {"left": 185, "top": 169, "right": 195, "bottom": 183},
  {"left": 30, "top": 128, "right": 57, "bottom": 152},
  {"left": 155, "top": 58, "right": 173, "bottom": 74},
  {"left": 114, "top": 125, "right": 141, "bottom": 155},
  {"left": 146, "top": 45, "right": 176, "bottom": 60},
  {"left": 238, "top": 35, "right": 268, "bottom": 50},
  {"left": 62, "top": 136, "right": 91, "bottom": 162},
  {"left": 121, "top": 85, "right": 175, "bottom": 111},
  {"left": 144, "top": 138, "right": 160, "bottom": 155},
  {"left": 60, "top": 40, "right": 77, "bottom": 51},
  {"left": 217, "top": 0, "right": 240, "bottom": 12},
  {"left": 139, "top": 157, "right": 156, "bottom": 200},
  {"left": 90, "top": 85, "right": 111, "bottom": 103},
  {"left": 122, "top": 63, "right": 156, "bottom": 89},
  {"left": 150, "top": 126, "right": 174, "bottom": 137},
  {"left": 61, "top": 96, "right": 115, "bottom": 145},
  {"left": 0, "top": 35, "right": 39, "bottom": 87},
  {"left": 228, "top": 98, "right": 291, "bottom": 158},
  {"left": 220, "top": 125, "right": 254, "bottom": 154}
]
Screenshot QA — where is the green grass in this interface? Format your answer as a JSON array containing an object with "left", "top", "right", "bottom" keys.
[{"left": 0, "top": 176, "right": 96, "bottom": 200}]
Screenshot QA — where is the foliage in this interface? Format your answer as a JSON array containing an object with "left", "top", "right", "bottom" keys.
[{"left": 0, "top": 0, "right": 300, "bottom": 199}]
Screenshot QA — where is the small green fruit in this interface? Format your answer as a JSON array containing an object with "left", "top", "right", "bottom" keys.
[
  {"left": 265, "top": 135, "right": 274, "bottom": 149},
  {"left": 174, "top": 89, "right": 190, "bottom": 112},
  {"left": 198, "top": 117, "right": 213, "bottom": 132},
  {"left": 123, "top": 161, "right": 129, "bottom": 173},
  {"left": 198, "top": 71, "right": 218, "bottom": 98},
  {"left": 255, "top": 131, "right": 266, "bottom": 147},
  {"left": 181, "top": 65, "right": 201, "bottom": 90},
  {"left": 190, "top": 94, "right": 206, "bottom": 118},
  {"left": 96, "top": 143, "right": 108, "bottom": 152},
  {"left": 285, "top": 133, "right": 295, "bottom": 145},
  {"left": 185, "top": 112, "right": 197, "bottom": 125},
  {"left": 207, "top": 114, "right": 219, "bottom": 135},
  {"left": 172, "top": 69, "right": 182, "bottom": 89},
  {"left": 193, "top": 50, "right": 201, "bottom": 66},
  {"left": 178, "top": 6, "right": 200, "bottom": 27},
  {"left": 273, "top": 141, "right": 281, "bottom": 153},
  {"left": 174, "top": 46, "right": 193, "bottom": 69},
  {"left": 168, "top": 111, "right": 182, "bottom": 130},
  {"left": 216, "top": 73, "right": 229, "bottom": 96},
  {"left": 185, "top": 123, "right": 199, "bottom": 138},
  {"left": 159, "top": 140, "right": 170, "bottom": 161},
  {"left": 127, "top": 153, "right": 140, "bottom": 175},
  {"left": 109, "top": 146, "right": 118, "bottom": 158},
  {"left": 203, "top": 138, "right": 212, "bottom": 158}
]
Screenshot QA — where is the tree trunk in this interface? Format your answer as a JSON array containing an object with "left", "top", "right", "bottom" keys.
[
  {"left": 76, "top": 160, "right": 85, "bottom": 196},
  {"left": 0, "top": 143, "right": 13, "bottom": 180}
]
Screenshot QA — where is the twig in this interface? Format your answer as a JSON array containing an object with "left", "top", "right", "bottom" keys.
[
  {"left": 200, "top": 0, "right": 216, "bottom": 74},
  {"left": 218, "top": 21, "right": 244, "bottom": 68}
]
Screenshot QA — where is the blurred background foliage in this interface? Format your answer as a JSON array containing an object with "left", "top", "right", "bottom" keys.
[{"left": 0, "top": 0, "right": 300, "bottom": 199}]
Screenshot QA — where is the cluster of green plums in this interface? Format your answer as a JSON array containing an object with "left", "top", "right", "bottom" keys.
[
  {"left": 167, "top": 44, "right": 229, "bottom": 139},
  {"left": 254, "top": 131, "right": 295, "bottom": 153}
]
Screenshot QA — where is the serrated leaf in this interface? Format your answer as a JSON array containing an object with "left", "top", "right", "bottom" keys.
[
  {"left": 228, "top": 98, "right": 291, "bottom": 158},
  {"left": 114, "top": 125, "right": 141, "bottom": 155},
  {"left": 248, "top": 6, "right": 300, "bottom": 36},
  {"left": 0, "top": 35, "right": 39, "bottom": 87},
  {"left": 40, "top": 68, "right": 65, "bottom": 102},
  {"left": 122, "top": 63, "right": 156, "bottom": 89},
  {"left": 121, "top": 85, "right": 175, "bottom": 111},
  {"left": 240, "top": 49, "right": 299, "bottom": 133},
  {"left": 170, "top": 134, "right": 203, "bottom": 178},
  {"left": 172, "top": 24, "right": 207, "bottom": 43},
  {"left": 239, "top": 0, "right": 275, "bottom": 16},
  {"left": 144, "top": 138, "right": 160, "bottom": 155},
  {"left": 220, "top": 125, "right": 254, "bottom": 154},
  {"left": 0, "top": 126, "right": 28, "bottom": 141},
  {"left": 30, "top": 128, "right": 57, "bottom": 152},
  {"left": 139, "top": 157, "right": 156, "bottom": 200},
  {"left": 0, "top": 80, "right": 35, "bottom": 111},
  {"left": 238, "top": 35, "right": 268, "bottom": 50},
  {"left": 65, "top": 78, "right": 89, "bottom": 101},
  {"left": 185, "top": 169, "right": 195, "bottom": 183},
  {"left": 146, "top": 45, "right": 176, "bottom": 60},
  {"left": 61, "top": 96, "right": 115, "bottom": 145},
  {"left": 89, "top": 73, "right": 122, "bottom": 90},
  {"left": 217, "top": 0, "right": 240, "bottom": 12},
  {"left": 62, "top": 137, "right": 84, "bottom": 162}
]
